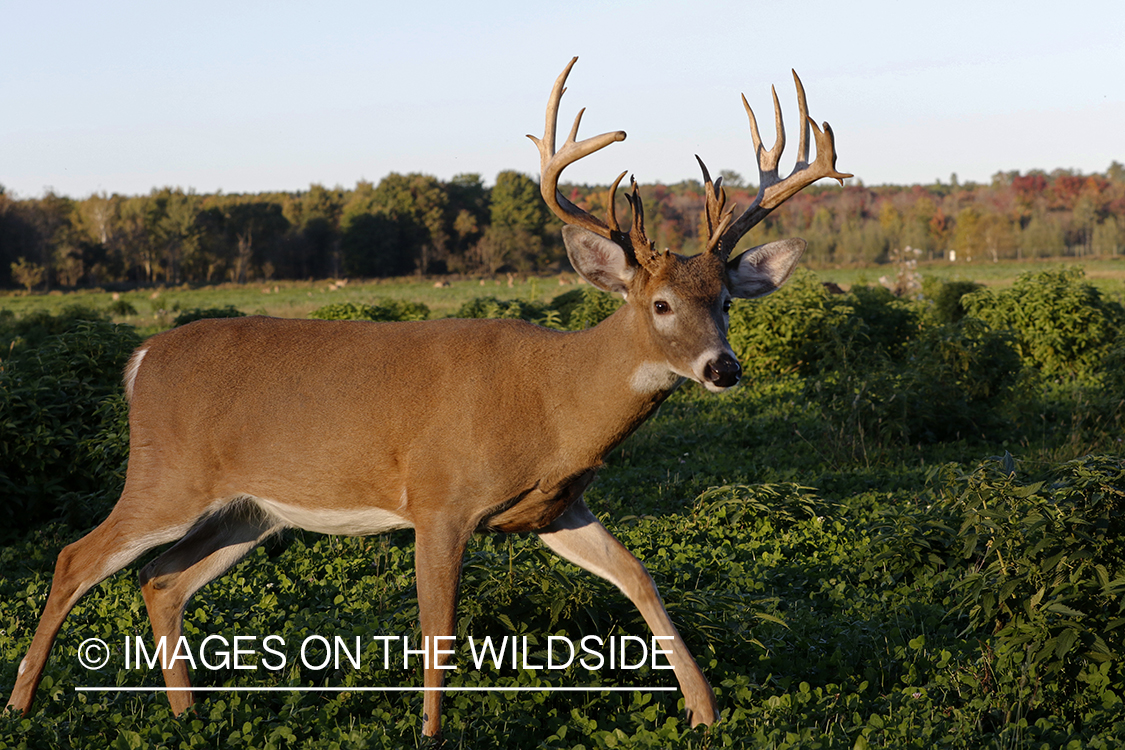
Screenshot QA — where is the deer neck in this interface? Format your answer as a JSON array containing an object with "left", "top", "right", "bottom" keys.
[{"left": 553, "top": 303, "right": 683, "bottom": 462}]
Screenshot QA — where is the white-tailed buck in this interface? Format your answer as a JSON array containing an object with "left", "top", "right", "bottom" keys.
[{"left": 6, "top": 57, "right": 848, "bottom": 737}]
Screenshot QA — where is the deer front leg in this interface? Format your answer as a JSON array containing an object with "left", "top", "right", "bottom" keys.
[
  {"left": 412, "top": 516, "right": 472, "bottom": 738},
  {"left": 537, "top": 500, "right": 719, "bottom": 727}
]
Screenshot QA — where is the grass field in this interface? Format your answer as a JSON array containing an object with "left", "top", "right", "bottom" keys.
[{"left": 3, "top": 258, "right": 1125, "bottom": 748}]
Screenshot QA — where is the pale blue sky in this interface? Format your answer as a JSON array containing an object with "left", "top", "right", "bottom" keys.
[{"left": 2, "top": 0, "right": 1122, "bottom": 198}]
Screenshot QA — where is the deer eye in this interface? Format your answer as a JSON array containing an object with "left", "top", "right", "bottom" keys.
[
  {"left": 653, "top": 300, "right": 672, "bottom": 315},
  {"left": 722, "top": 299, "right": 732, "bottom": 314}
]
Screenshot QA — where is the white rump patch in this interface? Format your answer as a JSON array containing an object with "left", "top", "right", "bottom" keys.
[
  {"left": 629, "top": 361, "right": 682, "bottom": 395},
  {"left": 123, "top": 348, "right": 148, "bottom": 402},
  {"left": 252, "top": 496, "right": 413, "bottom": 536}
]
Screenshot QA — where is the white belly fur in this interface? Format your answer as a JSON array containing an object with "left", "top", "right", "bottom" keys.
[{"left": 252, "top": 496, "right": 413, "bottom": 536}]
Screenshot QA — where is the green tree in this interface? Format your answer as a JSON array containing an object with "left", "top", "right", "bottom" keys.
[
  {"left": 373, "top": 173, "right": 449, "bottom": 275},
  {"left": 221, "top": 198, "right": 290, "bottom": 283},
  {"left": 1108, "top": 160, "right": 1125, "bottom": 184},
  {"left": 1092, "top": 216, "right": 1122, "bottom": 256},
  {"left": 1022, "top": 210, "right": 1065, "bottom": 258},
  {"left": 479, "top": 171, "right": 555, "bottom": 272},
  {"left": 339, "top": 174, "right": 450, "bottom": 277},
  {"left": 981, "top": 213, "right": 1017, "bottom": 262},
  {"left": 29, "top": 191, "right": 80, "bottom": 288},
  {"left": 9, "top": 257, "right": 46, "bottom": 292},
  {"left": 879, "top": 202, "right": 903, "bottom": 251},
  {"left": 154, "top": 188, "right": 203, "bottom": 284},
  {"left": 340, "top": 181, "right": 406, "bottom": 277},
  {"left": 72, "top": 192, "right": 122, "bottom": 283},
  {"left": 490, "top": 170, "right": 550, "bottom": 236},
  {"left": 116, "top": 192, "right": 168, "bottom": 282},
  {"left": 285, "top": 184, "right": 344, "bottom": 277},
  {"left": 903, "top": 194, "right": 936, "bottom": 256},
  {"left": 446, "top": 173, "right": 488, "bottom": 272},
  {"left": 1072, "top": 194, "right": 1097, "bottom": 255},
  {"left": 953, "top": 206, "right": 983, "bottom": 260}
]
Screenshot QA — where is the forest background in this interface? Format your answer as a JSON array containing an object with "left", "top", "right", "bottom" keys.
[{"left": 3, "top": 160, "right": 1125, "bottom": 292}]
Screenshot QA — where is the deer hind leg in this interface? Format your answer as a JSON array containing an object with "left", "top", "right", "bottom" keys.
[
  {"left": 5, "top": 487, "right": 204, "bottom": 715},
  {"left": 138, "top": 499, "right": 283, "bottom": 715},
  {"left": 536, "top": 500, "right": 720, "bottom": 728}
]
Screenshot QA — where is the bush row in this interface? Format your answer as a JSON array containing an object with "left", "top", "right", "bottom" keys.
[{"left": 0, "top": 309, "right": 137, "bottom": 539}]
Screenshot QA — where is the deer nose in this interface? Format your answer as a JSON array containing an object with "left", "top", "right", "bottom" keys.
[{"left": 704, "top": 353, "right": 741, "bottom": 388}]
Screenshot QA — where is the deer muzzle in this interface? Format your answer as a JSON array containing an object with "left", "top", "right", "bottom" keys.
[{"left": 703, "top": 353, "right": 741, "bottom": 389}]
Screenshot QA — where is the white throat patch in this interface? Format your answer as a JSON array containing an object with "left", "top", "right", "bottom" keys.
[{"left": 629, "top": 361, "right": 682, "bottom": 395}]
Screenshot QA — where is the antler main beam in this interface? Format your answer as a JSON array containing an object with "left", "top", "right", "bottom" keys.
[
  {"left": 527, "top": 58, "right": 661, "bottom": 271},
  {"left": 527, "top": 57, "right": 627, "bottom": 239}
]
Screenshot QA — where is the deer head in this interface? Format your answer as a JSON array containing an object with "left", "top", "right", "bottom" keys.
[{"left": 529, "top": 57, "right": 851, "bottom": 392}]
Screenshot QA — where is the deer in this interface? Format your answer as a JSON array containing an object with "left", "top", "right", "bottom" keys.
[{"left": 5, "top": 57, "right": 848, "bottom": 738}]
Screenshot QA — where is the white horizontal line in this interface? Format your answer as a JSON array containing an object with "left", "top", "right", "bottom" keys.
[{"left": 76, "top": 686, "right": 675, "bottom": 693}]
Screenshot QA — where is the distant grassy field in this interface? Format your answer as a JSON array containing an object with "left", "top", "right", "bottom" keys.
[
  {"left": 3, "top": 256, "right": 1125, "bottom": 335},
  {"left": 812, "top": 255, "right": 1125, "bottom": 293},
  {"left": 0, "top": 276, "right": 577, "bottom": 335}
]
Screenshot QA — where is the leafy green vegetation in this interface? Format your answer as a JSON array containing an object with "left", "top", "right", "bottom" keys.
[
  {"left": 3, "top": 268, "right": 1125, "bottom": 748},
  {"left": 0, "top": 309, "right": 137, "bottom": 539},
  {"left": 452, "top": 286, "right": 622, "bottom": 332},
  {"left": 308, "top": 300, "right": 430, "bottom": 323},
  {"left": 963, "top": 268, "right": 1125, "bottom": 377},
  {"left": 171, "top": 306, "right": 248, "bottom": 327}
]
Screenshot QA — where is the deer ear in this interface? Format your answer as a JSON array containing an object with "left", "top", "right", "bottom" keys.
[
  {"left": 727, "top": 238, "right": 806, "bottom": 299},
  {"left": 563, "top": 225, "right": 636, "bottom": 296}
]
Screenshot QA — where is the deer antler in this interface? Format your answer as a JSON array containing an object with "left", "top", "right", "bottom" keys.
[
  {"left": 695, "top": 156, "right": 735, "bottom": 255},
  {"left": 528, "top": 57, "right": 661, "bottom": 271},
  {"left": 699, "top": 70, "right": 852, "bottom": 261}
]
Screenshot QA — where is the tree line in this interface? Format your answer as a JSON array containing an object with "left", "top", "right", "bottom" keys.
[{"left": 2, "top": 162, "right": 1123, "bottom": 290}]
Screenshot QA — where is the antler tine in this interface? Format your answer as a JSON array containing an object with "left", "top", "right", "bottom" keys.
[
  {"left": 792, "top": 70, "right": 811, "bottom": 172},
  {"left": 717, "top": 71, "right": 852, "bottom": 256},
  {"left": 624, "top": 178, "right": 662, "bottom": 272},
  {"left": 527, "top": 57, "right": 627, "bottom": 240},
  {"left": 696, "top": 155, "right": 735, "bottom": 256},
  {"left": 606, "top": 170, "right": 628, "bottom": 234},
  {"left": 742, "top": 86, "right": 786, "bottom": 182}
]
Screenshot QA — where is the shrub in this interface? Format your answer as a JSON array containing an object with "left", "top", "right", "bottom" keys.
[
  {"left": 451, "top": 289, "right": 624, "bottom": 331},
  {"left": 922, "top": 278, "right": 984, "bottom": 324},
  {"left": 0, "top": 318, "right": 139, "bottom": 538},
  {"left": 845, "top": 284, "right": 920, "bottom": 358},
  {"left": 725, "top": 272, "right": 1023, "bottom": 448},
  {"left": 308, "top": 299, "right": 430, "bottom": 322},
  {"left": 940, "top": 454, "right": 1125, "bottom": 706},
  {"left": 962, "top": 268, "right": 1125, "bottom": 378},
  {"left": 453, "top": 296, "right": 550, "bottom": 322},
  {"left": 728, "top": 268, "right": 856, "bottom": 377},
  {"left": 553, "top": 285, "right": 623, "bottom": 330},
  {"left": 0, "top": 304, "right": 108, "bottom": 353},
  {"left": 728, "top": 273, "right": 918, "bottom": 378},
  {"left": 805, "top": 317, "right": 1021, "bottom": 448},
  {"left": 172, "top": 305, "right": 247, "bottom": 327},
  {"left": 106, "top": 298, "right": 139, "bottom": 317},
  {"left": 1095, "top": 329, "right": 1125, "bottom": 405}
]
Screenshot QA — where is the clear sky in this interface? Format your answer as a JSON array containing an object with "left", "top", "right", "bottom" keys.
[{"left": 2, "top": 0, "right": 1122, "bottom": 199}]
